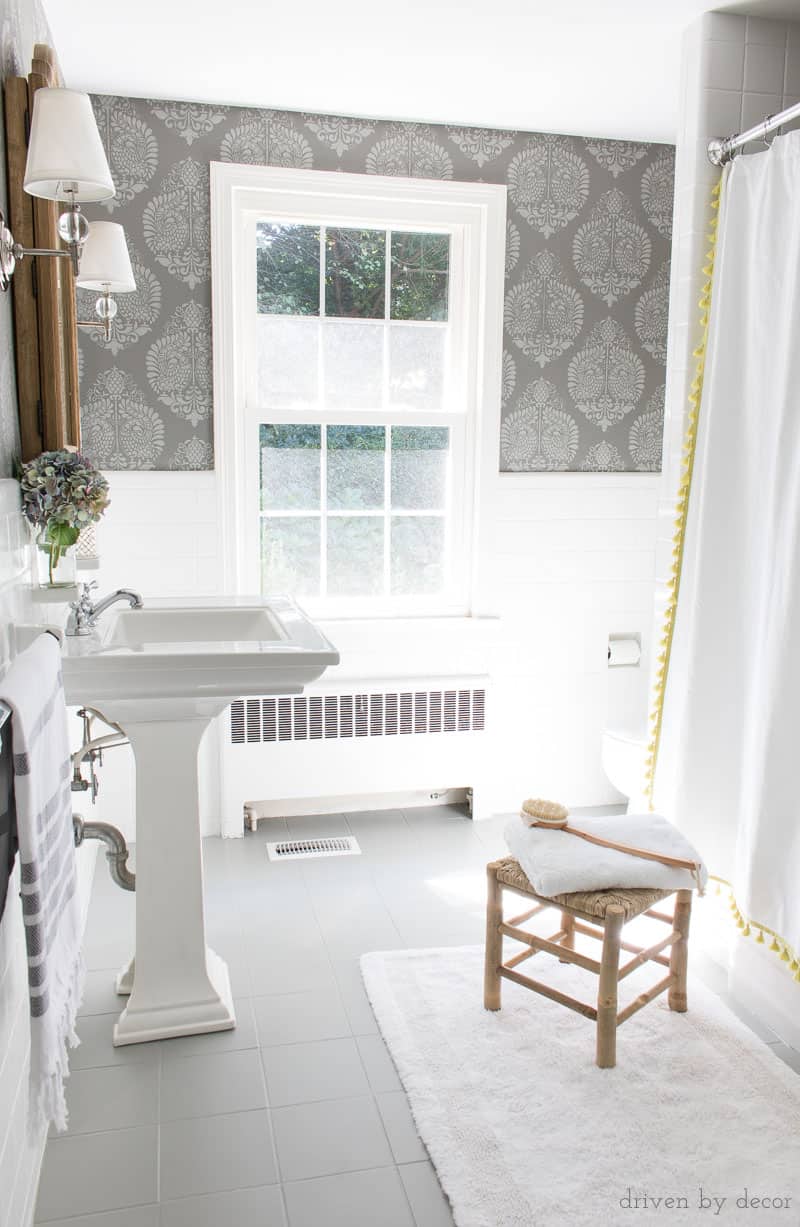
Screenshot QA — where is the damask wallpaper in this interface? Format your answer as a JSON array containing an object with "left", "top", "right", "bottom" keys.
[
  {"left": 77, "top": 98, "right": 675, "bottom": 473},
  {"left": 0, "top": 0, "right": 53, "bottom": 476}
]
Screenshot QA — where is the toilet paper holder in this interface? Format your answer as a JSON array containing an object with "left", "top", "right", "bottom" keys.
[{"left": 607, "top": 635, "right": 641, "bottom": 667}]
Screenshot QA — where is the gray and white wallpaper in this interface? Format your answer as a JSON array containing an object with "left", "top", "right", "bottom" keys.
[{"left": 78, "top": 99, "right": 674, "bottom": 473}]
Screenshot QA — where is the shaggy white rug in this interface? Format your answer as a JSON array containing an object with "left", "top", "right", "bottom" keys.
[{"left": 361, "top": 946, "right": 800, "bottom": 1226}]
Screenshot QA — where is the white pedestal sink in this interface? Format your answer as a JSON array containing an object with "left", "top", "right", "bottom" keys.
[{"left": 61, "top": 595, "right": 338, "bottom": 1046}]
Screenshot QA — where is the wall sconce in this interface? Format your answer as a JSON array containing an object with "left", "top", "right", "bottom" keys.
[
  {"left": 0, "top": 87, "right": 114, "bottom": 291},
  {"left": 76, "top": 221, "right": 136, "bottom": 341}
]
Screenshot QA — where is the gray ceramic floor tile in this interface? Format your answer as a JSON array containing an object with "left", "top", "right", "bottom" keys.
[
  {"left": 160, "top": 1048, "right": 267, "bottom": 1120},
  {"left": 722, "top": 994, "right": 781, "bottom": 1043},
  {"left": 283, "top": 1167, "right": 415, "bottom": 1227},
  {"left": 399, "top": 1161, "right": 456, "bottom": 1227},
  {"left": 376, "top": 1091, "right": 428, "bottom": 1164},
  {"left": 56, "top": 1064, "right": 158, "bottom": 1136},
  {"left": 286, "top": 812, "right": 350, "bottom": 837},
  {"left": 68, "top": 1015, "right": 160, "bottom": 1071},
  {"left": 160, "top": 1185, "right": 286, "bottom": 1227},
  {"left": 253, "top": 987, "right": 350, "bottom": 1047},
  {"left": 272, "top": 1095, "right": 393, "bottom": 1182},
  {"left": 159, "top": 1109, "right": 277, "bottom": 1200},
  {"left": 77, "top": 970, "right": 128, "bottom": 1018},
  {"left": 332, "top": 958, "right": 379, "bottom": 1036},
  {"left": 33, "top": 1209, "right": 159, "bottom": 1227},
  {"left": 157, "top": 996, "right": 257, "bottom": 1061},
  {"left": 248, "top": 945, "right": 337, "bottom": 997},
  {"left": 356, "top": 1033, "right": 402, "bottom": 1093},
  {"left": 767, "top": 1041, "right": 800, "bottom": 1074},
  {"left": 35, "top": 1126, "right": 157, "bottom": 1222},
  {"left": 262, "top": 1037, "right": 370, "bottom": 1106}
]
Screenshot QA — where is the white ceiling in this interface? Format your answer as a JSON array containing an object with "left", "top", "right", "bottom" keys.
[{"left": 41, "top": 0, "right": 782, "bottom": 143}]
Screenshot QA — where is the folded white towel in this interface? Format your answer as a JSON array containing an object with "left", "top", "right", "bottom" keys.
[
  {"left": 504, "top": 812, "right": 707, "bottom": 897},
  {"left": 0, "top": 635, "right": 83, "bottom": 1135}
]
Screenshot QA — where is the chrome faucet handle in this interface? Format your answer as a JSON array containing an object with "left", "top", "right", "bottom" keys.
[
  {"left": 77, "top": 580, "right": 98, "bottom": 601},
  {"left": 67, "top": 581, "right": 98, "bottom": 637}
]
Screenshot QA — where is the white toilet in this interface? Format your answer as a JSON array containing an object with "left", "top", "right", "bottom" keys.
[
  {"left": 602, "top": 635, "right": 649, "bottom": 811},
  {"left": 601, "top": 723, "right": 649, "bottom": 812}
]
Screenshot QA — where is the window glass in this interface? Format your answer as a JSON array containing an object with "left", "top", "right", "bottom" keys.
[
  {"left": 327, "top": 517, "right": 384, "bottom": 596},
  {"left": 260, "top": 423, "right": 320, "bottom": 510},
  {"left": 390, "top": 516, "right": 445, "bottom": 594},
  {"left": 256, "top": 317, "right": 319, "bottom": 408},
  {"left": 325, "top": 228, "right": 385, "bottom": 318},
  {"left": 389, "top": 324, "right": 446, "bottom": 411},
  {"left": 261, "top": 517, "right": 320, "bottom": 596},
  {"left": 391, "top": 232, "right": 449, "bottom": 321},
  {"left": 390, "top": 427, "right": 449, "bottom": 510},
  {"left": 256, "top": 223, "right": 320, "bottom": 315},
  {"left": 321, "top": 322, "right": 383, "bottom": 410},
  {"left": 327, "top": 425, "right": 385, "bottom": 510}
]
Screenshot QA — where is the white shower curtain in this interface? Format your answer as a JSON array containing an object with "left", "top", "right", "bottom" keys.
[{"left": 656, "top": 131, "right": 800, "bottom": 955}]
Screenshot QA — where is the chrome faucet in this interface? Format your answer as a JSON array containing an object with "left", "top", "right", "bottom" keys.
[{"left": 66, "top": 582, "right": 144, "bottom": 637}]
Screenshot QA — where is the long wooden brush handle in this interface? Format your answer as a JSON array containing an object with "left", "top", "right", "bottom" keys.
[{"left": 563, "top": 825, "right": 700, "bottom": 874}]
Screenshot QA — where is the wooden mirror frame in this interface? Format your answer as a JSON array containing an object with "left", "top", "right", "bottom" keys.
[{"left": 3, "top": 44, "right": 81, "bottom": 461}]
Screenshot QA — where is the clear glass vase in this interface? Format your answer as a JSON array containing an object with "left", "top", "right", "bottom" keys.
[{"left": 34, "top": 529, "right": 77, "bottom": 588}]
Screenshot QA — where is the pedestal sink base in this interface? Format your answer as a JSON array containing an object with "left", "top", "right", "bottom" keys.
[
  {"left": 59, "top": 597, "right": 338, "bottom": 1048},
  {"left": 112, "top": 948, "right": 235, "bottom": 1046}
]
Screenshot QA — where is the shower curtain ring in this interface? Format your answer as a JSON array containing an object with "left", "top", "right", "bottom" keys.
[{"left": 761, "top": 116, "right": 780, "bottom": 150}]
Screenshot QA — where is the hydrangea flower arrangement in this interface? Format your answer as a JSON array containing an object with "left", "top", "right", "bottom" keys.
[{"left": 19, "top": 450, "right": 110, "bottom": 583}]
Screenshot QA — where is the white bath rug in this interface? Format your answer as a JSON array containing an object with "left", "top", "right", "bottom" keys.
[{"left": 361, "top": 946, "right": 800, "bottom": 1226}]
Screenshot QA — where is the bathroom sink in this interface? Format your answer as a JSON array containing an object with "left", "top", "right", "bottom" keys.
[
  {"left": 61, "top": 594, "right": 338, "bottom": 710},
  {"left": 59, "top": 594, "right": 339, "bottom": 1047},
  {"left": 107, "top": 605, "right": 285, "bottom": 649}
]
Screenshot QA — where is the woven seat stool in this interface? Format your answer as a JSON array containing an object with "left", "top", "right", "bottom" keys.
[{"left": 484, "top": 856, "right": 693, "bottom": 1068}]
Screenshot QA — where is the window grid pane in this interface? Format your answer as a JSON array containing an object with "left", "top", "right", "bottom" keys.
[
  {"left": 256, "top": 223, "right": 454, "bottom": 603},
  {"left": 255, "top": 222, "right": 451, "bottom": 419},
  {"left": 260, "top": 422, "right": 449, "bottom": 600}
]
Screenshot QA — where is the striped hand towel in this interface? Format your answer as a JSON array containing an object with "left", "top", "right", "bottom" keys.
[{"left": 0, "top": 634, "right": 83, "bottom": 1135}]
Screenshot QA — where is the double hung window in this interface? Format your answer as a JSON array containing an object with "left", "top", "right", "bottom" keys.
[{"left": 212, "top": 166, "right": 505, "bottom": 615}]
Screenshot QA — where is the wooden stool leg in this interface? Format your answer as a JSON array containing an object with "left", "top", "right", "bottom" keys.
[
  {"left": 484, "top": 865, "right": 503, "bottom": 1011},
  {"left": 668, "top": 889, "right": 692, "bottom": 1013},
  {"left": 559, "top": 910, "right": 575, "bottom": 963},
  {"left": 596, "top": 905, "right": 624, "bottom": 1068}
]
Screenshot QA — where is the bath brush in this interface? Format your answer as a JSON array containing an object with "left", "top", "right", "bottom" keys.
[{"left": 520, "top": 797, "right": 704, "bottom": 889}]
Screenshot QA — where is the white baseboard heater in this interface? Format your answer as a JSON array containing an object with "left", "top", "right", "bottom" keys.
[{"left": 218, "top": 675, "right": 490, "bottom": 836}]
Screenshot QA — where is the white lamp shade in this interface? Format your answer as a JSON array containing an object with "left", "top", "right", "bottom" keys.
[
  {"left": 24, "top": 88, "right": 115, "bottom": 203},
  {"left": 76, "top": 222, "right": 136, "bottom": 292}
]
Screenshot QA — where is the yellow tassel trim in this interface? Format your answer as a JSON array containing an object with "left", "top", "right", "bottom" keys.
[
  {"left": 644, "top": 179, "right": 721, "bottom": 814},
  {"left": 639, "top": 174, "right": 800, "bottom": 989}
]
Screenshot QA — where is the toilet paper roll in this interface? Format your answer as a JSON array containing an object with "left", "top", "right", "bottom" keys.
[{"left": 608, "top": 638, "right": 641, "bottom": 667}]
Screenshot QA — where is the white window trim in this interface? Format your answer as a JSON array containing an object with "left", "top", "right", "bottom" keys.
[{"left": 211, "top": 162, "right": 506, "bottom": 615}]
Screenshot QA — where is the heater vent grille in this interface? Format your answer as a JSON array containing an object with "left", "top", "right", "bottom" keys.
[
  {"left": 230, "top": 688, "right": 486, "bottom": 746},
  {"left": 266, "top": 836, "right": 361, "bottom": 861}
]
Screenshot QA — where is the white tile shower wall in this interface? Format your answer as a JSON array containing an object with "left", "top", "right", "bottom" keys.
[
  {"left": 0, "top": 479, "right": 98, "bottom": 1227},
  {"left": 658, "top": 11, "right": 800, "bottom": 1048},
  {"left": 658, "top": 12, "right": 800, "bottom": 617},
  {"left": 90, "top": 468, "right": 660, "bottom": 837}
]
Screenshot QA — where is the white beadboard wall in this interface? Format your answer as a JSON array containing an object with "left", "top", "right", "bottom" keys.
[
  {"left": 654, "top": 11, "right": 800, "bottom": 1049},
  {"left": 89, "top": 466, "right": 660, "bottom": 837}
]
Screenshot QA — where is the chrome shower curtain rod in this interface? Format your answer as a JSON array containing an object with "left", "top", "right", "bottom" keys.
[{"left": 708, "top": 99, "right": 800, "bottom": 165}]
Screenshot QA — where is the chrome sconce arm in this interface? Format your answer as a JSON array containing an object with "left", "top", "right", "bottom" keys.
[{"left": 0, "top": 203, "right": 85, "bottom": 292}]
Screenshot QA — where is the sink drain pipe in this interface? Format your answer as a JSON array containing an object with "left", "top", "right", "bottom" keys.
[{"left": 73, "top": 815, "right": 136, "bottom": 891}]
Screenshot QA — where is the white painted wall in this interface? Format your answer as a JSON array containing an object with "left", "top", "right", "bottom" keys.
[
  {"left": 0, "top": 479, "right": 97, "bottom": 1227},
  {"left": 87, "top": 465, "right": 660, "bottom": 839},
  {"left": 657, "top": 10, "right": 800, "bottom": 1050}
]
